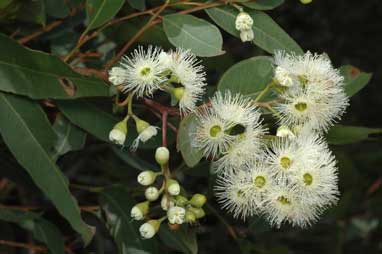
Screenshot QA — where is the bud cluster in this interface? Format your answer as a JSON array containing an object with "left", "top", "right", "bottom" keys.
[
  {"left": 235, "top": 11, "right": 254, "bottom": 42},
  {"left": 130, "top": 147, "right": 207, "bottom": 239}
]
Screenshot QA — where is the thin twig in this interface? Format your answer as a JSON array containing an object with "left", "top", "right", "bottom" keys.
[
  {"left": 162, "top": 111, "right": 169, "bottom": 147},
  {"left": 18, "top": 20, "right": 63, "bottom": 44},
  {"left": 0, "top": 239, "right": 47, "bottom": 253}
]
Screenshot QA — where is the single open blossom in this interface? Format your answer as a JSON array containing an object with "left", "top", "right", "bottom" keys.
[
  {"left": 273, "top": 51, "right": 349, "bottom": 132},
  {"left": 166, "top": 48, "right": 207, "bottom": 113},
  {"left": 109, "top": 46, "right": 166, "bottom": 97}
]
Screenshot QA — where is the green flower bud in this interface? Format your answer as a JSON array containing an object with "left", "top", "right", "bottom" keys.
[
  {"left": 175, "top": 195, "right": 188, "bottom": 206},
  {"left": 139, "top": 219, "right": 162, "bottom": 239},
  {"left": 173, "top": 87, "right": 185, "bottom": 100},
  {"left": 187, "top": 207, "right": 205, "bottom": 219},
  {"left": 134, "top": 117, "right": 150, "bottom": 134},
  {"left": 137, "top": 170, "right": 158, "bottom": 186},
  {"left": 189, "top": 194, "right": 207, "bottom": 208},
  {"left": 130, "top": 201, "right": 149, "bottom": 221},
  {"left": 300, "top": 0, "right": 312, "bottom": 4},
  {"left": 155, "top": 147, "right": 170, "bottom": 165},
  {"left": 185, "top": 210, "right": 197, "bottom": 223},
  {"left": 166, "top": 179, "right": 180, "bottom": 196},
  {"left": 109, "top": 120, "right": 128, "bottom": 145}
]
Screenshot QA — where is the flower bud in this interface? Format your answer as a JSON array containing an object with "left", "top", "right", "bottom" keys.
[
  {"left": 134, "top": 117, "right": 151, "bottom": 134},
  {"left": 109, "top": 120, "right": 128, "bottom": 145},
  {"left": 155, "top": 147, "right": 170, "bottom": 165},
  {"left": 275, "top": 66, "right": 295, "bottom": 87},
  {"left": 189, "top": 194, "right": 207, "bottom": 208},
  {"left": 276, "top": 126, "right": 295, "bottom": 139},
  {"left": 161, "top": 195, "right": 174, "bottom": 211},
  {"left": 185, "top": 210, "right": 197, "bottom": 224},
  {"left": 139, "top": 219, "right": 161, "bottom": 239},
  {"left": 158, "top": 51, "right": 172, "bottom": 67},
  {"left": 137, "top": 170, "right": 158, "bottom": 186},
  {"left": 166, "top": 179, "right": 180, "bottom": 196},
  {"left": 173, "top": 87, "right": 185, "bottom": 101},
  {"left": 130, "top": 201, "right": 149, "bottom": 221},
  {"left": 235, "top": 12, "right": 253, "bottom": 31},
  {"left": 187, "top": 207, "right": 205, "bottom": 219},
  {"left": 300, "top": 0, "right": 312, "bottom": 4},
  {"left": 167, "top": 206, "right": 186, "bottom": 225},
  {"left": 145, "top": 186, "right": 160, "bottom": 201},
  {"left": 175, "top": 195, "right": 188, "bottom": 206},
  {"left": 240, "top": 29, "right": 254, "bottom": 42}
]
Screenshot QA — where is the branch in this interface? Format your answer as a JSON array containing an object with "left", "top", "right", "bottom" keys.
[{"left": 0, "top": 239, "right": 47, "bottom": 253}]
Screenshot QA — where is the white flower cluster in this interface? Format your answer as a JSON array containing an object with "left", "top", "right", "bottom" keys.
[
  {"left": 274, "top": 51, "right": 349, "bottom": 132},
  {"left": 108, "top": 46, "right": 207, "bottom": 113},
  {"left": 195, "top": 51, "right": 347, "bottom": 228}
]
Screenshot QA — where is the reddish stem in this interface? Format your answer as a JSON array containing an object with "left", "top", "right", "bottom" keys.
[{"left": 162, "top": 111, "right": 168, "bottom": 147}]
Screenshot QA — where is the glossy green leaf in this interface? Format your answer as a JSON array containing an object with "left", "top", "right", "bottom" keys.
[
  {"left": 86, "top": 0, "right": 125, "bottom": 30},
  {"left": 44, "top": 0, "right": 70, "bottom": 18},
  {"left": 340, "top": 65, "right": 372, "bottom": 97},
  {"left": 52, "top": 115, "right": 87, "bottom": 161},
  {"left": 327, "top": 124, "right": 382, "bottom": 145},
  {"left": 177, "top": 113, "right": 204, "bottom": 167},
  {"left": 163, "top": 14, "right": 225, "bottom": 57},
  {"left": 242, "top": 0, "right": 284, "bottom": 10},
  {"left": 159, "top": 225, "right": 198, "bottom": 254},
  {"left": 217, "top": 56, "right": 274, "bottom": 98},
  {"left": 0, "top": 93, "right": 94, "bottom": 244},
  {"left": 0, "top": 209, "right": 65, "bottom": 254},
  {"left": 127, "top": 0, "right": 145, "bottom": 10},
  {"left": 57, "top": 100, "right": 117, "bottom": 142},
  {"left": 99, "top": 185, "right": 158, "bottom": 253},
  {"left": 206, "top": 6, "right": 303, "bottom": 54},
  {"left": 0, "top": 34, "right": 109, "bottom": 99}
]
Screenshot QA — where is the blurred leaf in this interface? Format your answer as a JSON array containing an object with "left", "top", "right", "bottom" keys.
[
  {"left": 340, "top": 65, "right": 372, "bottom": 97},
  {"left": 86, "top": 0, "right": 125, "bottom": 30},
  {"left": 44, "top": 0, "right": 70, "bottom": 18},
  {"left": 177, "top": 113, "right": 203, "bottom": 167},
  {"left": 0, "top": 93, "right": 94, "bottom": 245},
  {"left": 16, "top": 0, "right": 46, "bottom": 25},
  {"left": 242, "top": 0, "right": 284, "bottom": 10},
  {"left": 0, "top": 209, "right": 65, "bottom": 254},
  {"left": 57, "top": 100, "right": 117, "bottom": 142},
  {"left": 327, "top": 124, "right": 382, "bottom": 145},
  {"left": 112, "top": 146, "right": 158, "bottom": 171},
  {"left": 217, "top": 56, "right": 274, "bottom": 98},
  {"left": 163, "top": 14, "right": 225, "bottom": 57},
  {"left": 99, "top": 185, "right": 158, "bottom": 253},
  {"left": 206, "top": 6, "right": 303, "bottom": 54},
  {"left": 0, "top": 34, "right": 109, "bottom": 99},
  {"left": 52, "top": 115, "right": 87, "bottom": 161},
  {"left": 127, "top": 0, "right": 146, "bottom": 11},
  {"left": 159, "top": 225, "right": 198, "bottom": 254}
]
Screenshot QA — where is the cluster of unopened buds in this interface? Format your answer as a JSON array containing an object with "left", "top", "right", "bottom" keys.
[{"left": 130, "top": 147, "right": 207, "bottom": 239}]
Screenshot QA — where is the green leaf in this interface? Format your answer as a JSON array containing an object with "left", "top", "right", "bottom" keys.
[
  {"left": 86, "top": 0, "right": 125, "bottom": 30},
  {"left": 242, "top": 0, "right": 284, "bottom": 10},
  {"left": 217, "top": 56, "right": 274, "bottom": 98},
  {"left": 163, "top": 14, "right": 225, "bottom": 57},
  {"left": 340, "top": 65, "right": 372, "bottom": 97},
  {"left": 327, "top": 124, "right": 382, "bottom": 145},
  {"left": 177, "top": 113, "right": 204, "bottom": 167},
  {"left": 0, "top": 33, "right": 109, "bottom": 99},
  {"left": 16, "top": 0, "right": 46, "bottom": 25},
  {"left": 112, "top": 146, "right": 158, "bottom": 171},
  {"left": 99, "top": 185, "right": 158, "bottom": 253},
  {"left": 127, "top": 0, "right": 146, "bottom": 10},
  {"left": 57, "top": 100, "right": 117, "bottom": 142},
  {"left": 0, "top": 93, "right": 94, "bottom": 245},
  {"left": 159, "top": 225, "right": 198, "bottom": 254},
  {"left": 52, "top": 115, "right": 87, "bottom": 161},
  {"left": 0, "top": 209, "right": 65, "bottom": 254},
  {"left": 44, "top": 0, "right": 70, "bottom": 18},
  {"left": 206, "top": 6, "right": 303, "bottom": 54}
]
